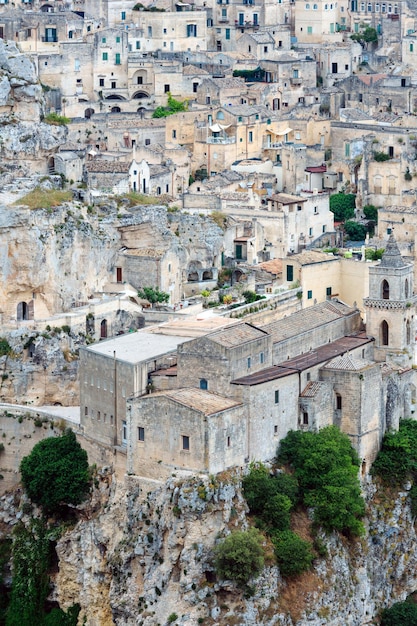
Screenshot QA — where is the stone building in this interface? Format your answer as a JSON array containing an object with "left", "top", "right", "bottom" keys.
[{"left": 80, "top": 239, "right": 417, "bottom": 478}]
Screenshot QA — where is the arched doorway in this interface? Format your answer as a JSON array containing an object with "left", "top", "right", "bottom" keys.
[
  {"left": 100, "top": 319, "right": 108, "bottom": 339},
  {"left": 17, "top": 302, "right": 28, "bottom": 321},
  {"left": 84, "top": 108, "right": 95, "bottom": 119},
  {"left": 110, "top": 106, "right": 121, "bottom": 113}
]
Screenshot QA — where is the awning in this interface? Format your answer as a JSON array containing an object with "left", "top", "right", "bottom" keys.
[
  {"left": 209, "top": 123, "right": 231, "bottom": 132},
  {"left": 275, "top": 127, "right": 293, "bottom": 136}
]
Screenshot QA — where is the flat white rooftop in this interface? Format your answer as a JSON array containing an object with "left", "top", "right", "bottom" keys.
[{"left": 84, "top": 330, "right": 190, "bottom": 364}]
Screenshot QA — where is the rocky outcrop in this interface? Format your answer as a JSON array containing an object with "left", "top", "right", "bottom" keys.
[
  {"left": 0, "top": 39, "right": 67, "bottom": 168},
  {"left": 0, "top": 471, "right": 413, "bottom": 626}
]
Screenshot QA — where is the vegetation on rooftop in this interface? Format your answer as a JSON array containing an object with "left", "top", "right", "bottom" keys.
[
  {"left": 43, "top": 112, "right": 71, "bottom": 126},
  {"left": 152, "top": 94, "right": 188, "bottom": 118},
  {"left": 14, "top": 188, "right": 72, "bottom": 210}
]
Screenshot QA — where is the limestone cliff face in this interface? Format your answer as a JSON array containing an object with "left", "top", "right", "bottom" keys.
[{"left": 4, "top": 471, "right": 409, "bottom": 626}]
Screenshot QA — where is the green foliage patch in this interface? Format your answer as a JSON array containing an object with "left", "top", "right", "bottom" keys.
[
  {"left": 137, "top": 286, "right": 170, "bottom": 306},
  {"left": 214, "top": 528, "right": 265, "bottom": 587},
  {"left": 44, "top": 113, "right": 71, "bottom": 126},
  {"left": 380, "top": 600, "right": 417, "bottom": 625},
  {"left": 371, "top": 419, "right": 417, "bottom": 486},
  {"left": 278, "top": 426, "right": 365, "bottom": 536},
  {"left": 329, "top": 193, "right": 356, "bottom": 222},
  {"left": 344, "top": 220, "right": 367, "bottom": 241},
  {"left": 20, "top": 429, "right": 90, "bottom": 514},
  {"left": 0, "top": 339, "right": 12, "bottom": 357},
  {"left": 152, "top": 94, "right": 187, "bottom": 118},
  {"left": 272, "top": 530, "right": 314, "bottom": 577}
]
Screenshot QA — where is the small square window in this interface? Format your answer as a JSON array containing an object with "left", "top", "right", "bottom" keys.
[
  {"left": 275, "top": 390, "right": 279, "bottom": 404},
  {"left": 138, "top": 427, "right": 145, "bottom": 441},
  {"left": 182, "top": 435, "right": 190, "bottom": 450}
]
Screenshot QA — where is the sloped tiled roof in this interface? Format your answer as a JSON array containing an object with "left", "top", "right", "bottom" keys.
[
  {"left": 300, "top": 381, "right": 328, "bottom": 397},
  {"left": 322, "top": 354, "right": 371, "bottom": 371},
  {"left": 380, "top": 233, "right": 407, "bottom": 268},
  {"left": 151, "top": 388, "right": 241, "bottom": 415},
  {"left": 208, "top": 322, "right": 268, "bottom": 348},
  {"left": 86, "top": 160, "right": 130, "bottom": 173},
  {"left": 260, "top": 300, "right": 356, "bottom": 344}
]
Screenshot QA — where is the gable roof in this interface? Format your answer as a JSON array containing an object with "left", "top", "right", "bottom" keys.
[
  {"left": 208, "top": 322, "right": 268, "bottom": 348},
  {"left": 259, "top": 300, "right": 357, "bottom": 345},
  {"left": 147, "top": 388, "right": 241, "bottom": 415}
]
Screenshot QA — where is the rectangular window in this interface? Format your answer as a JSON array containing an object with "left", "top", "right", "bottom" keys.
[
  {"left": 115, "top": 53, "right": 121, "bottom": 65},
  {"left": 116, "top": 36, "right": 120, "bottom": 43},
  {"left": 275, "top": 390, "right": 279, "bottom": 404},
  {"left": 411, "top": 43, "right": 414, "bottom": 52},
  {"left": 260, "top": 352, "right": 264, "bottom": 364},
  {"left": 248, "top": 131, "right": 253, "bottom": 143},
  {"left": 138, "top": 427, "right": 145, "bottom": 441},
  {"left": 172, "top": 129, "right": 177, "bottom": 139},
  {"left": 102, "top": 52, "right": 108, "bottom": 61},
  {"left": 345, "top": 142, "right": 350, "bottom": 157},
  {"left": 97, "top": 411, "right": 101, "bottom": 421},
  {"left": 303, "top": 412, "right": 309, "bottom": 425},
  {"left": 182, "top": 435, "right": 190, "bottom": 450},
  {"left": 84, "top": 406, "right": 88, "bottom": 415},
  {"left": 286, "top": 264, "right": 293, "bottom": 282},
  {"left": 111, "top": 81, "right": 116, "bottom": 89},
  {"left": 274, "top": 425, "right": 278, "bottom": 434},
  {"left": 322, "top": 224, "right": 326, "bottom": 233},
  {"left": 122, "top": 421, "right": 127, "bottom": 444},
  {"left": 326, "top": 286, "right": 332, "bottom": 296},
  {"left": 247, "top": 357, "right": 251, "bottom": 369},
  {"left": 193, "top": 82, "right": 198, "bottom": 92},
  {"left": 187, "top": 24, "right": 197, "bottom": 37},
  {"left": 99, "top": 78, "right": 104, "bottom": 87},
  {"left": 227, "top": 436, "right": 231, "bottom": 447},
  {"left": 307, "top": 26, "right": 313, "bottom": 34},
  {"left": 102, "top": 37, "right": 106, "bottom": 43},
  {"left": 136, "top": 41, "right": 141, "bottom": 49},
  {"left": 307, "top": 290, "right": 312, "bottom": 299},
  {"left": 164, "top": 84, "right": 170, "bottom": 93},
  {"left": 121, "top": 11, "right": 126, "bottom": 19},
  {"left": 309, "top": 227, "right": 313, "bottom": 237},
  {"left": 225, "top": 28, "right": 230, "bottom": 39}
]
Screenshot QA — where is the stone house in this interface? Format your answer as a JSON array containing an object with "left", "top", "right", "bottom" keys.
[{"left": 81, "top": 240, "right": 417, "bottom": 478}]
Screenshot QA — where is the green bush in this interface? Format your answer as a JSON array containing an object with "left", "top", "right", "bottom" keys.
[
  {"left": 329, "top": 193, "right": 356, "bottom": 222},
  {"left": 44, "top": 112, "right": 70, "bottom": 126},
  {"left": 363, "top": 204, "right": 378, "bottom": 222},
  {"left": 371, "top": 419, "right": 417, "bottom": 486},
  {"left": 344, "top": 221, "right": 367, "bottom": 241},
  {"left": 262, "top": 494, "right": 292, "bottom": 531},
  {"left": 272, "top": 530, "right": 314, "bottom": 577},
  {"left": 214, "top": 528, "right": 265, "bottom": 586},
  {"left": 278, "top": 427, "right": 365, "bottom": 536},
  {"left": 137, "top": 286, "right": 169, "bottom": 306},
  {"left": 0, "top": 339, "right": 12, "bottom": 357},
  {"left": 152, "top": 94, "right": 187, "bottom": 118},
  {"left": 381, "top": 600, "right": 417, "bottom": 625},
  {"left": 20, "top": 429, "right": 90, "bottom": 514}
]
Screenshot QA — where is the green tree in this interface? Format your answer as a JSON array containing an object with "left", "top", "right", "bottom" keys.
[
  {"left": 262, "top": 493, "right": 292, "bottom": 531},
  {"left": 381, "top": 601, "right": 417, "bottom": 626},
  {"left": 344, "top": 221, "right": 367, "bottom": 241},
  {"left": 363, "top": 204, "right": 378, "bottom": 222},
  {"left": 20, "top": 429, "right": 89, "bottom": 514},
  {"left": 137, "top": 286, "right": 170, "bottom": 306},
  {"left": 214, "top": 528, "right": 265, "bottom": 586},
  {"left": 277, "top": 427, "right": 365, "bottom": 536},
  {"left": 351, "top": 25, "right": 378, "bottom": 46},
  {"left": 329, "top": 193, "right": 356, "bottom": 221},
  {"left": 272, "top": 530, "right": 314, "bottom": 577}
]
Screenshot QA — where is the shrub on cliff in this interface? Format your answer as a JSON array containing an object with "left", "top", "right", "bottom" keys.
[
  {"left": 381, "top": 600, "right": 417, "bottom": 625},
  {"left": 371, "top": 419, "right": 417, "bottom": 486},
  {"left": 20, "top": 429, "right": 89, "bottom": 514},
  {"left": 277, "top": 426, "right": 365, "bottom": 536},
  {"left": 214, "top": 528, "right": 265, "bottom": 586},
  {"left": 272, "top": 530, "right": 314, "bottom": 577}
]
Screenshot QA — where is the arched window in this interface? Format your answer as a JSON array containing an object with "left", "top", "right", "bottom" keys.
[
  {"left": 405, "top": 278, "right": 409, "bottom": 298},
  {"left": 407, "top": 319, "right": 411, "bottom": 344},
  {"left": 382, "top": 279, "right": 389, "bottom": 300},
  {"left": 381, "top": 320, "right": 389, "bottom": 346},
  {"left": 216, "top": 111, "right": 225, "bottom": 120},
  {"left": 200, "top": 378, "right": 208, "bottom": 390}
]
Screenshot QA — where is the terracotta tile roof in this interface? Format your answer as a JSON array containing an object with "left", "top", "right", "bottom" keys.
[
  {"left": 300, "top": 381, "right": 328, "bottom": 397},
  {"left": 258, "top": 259, "right": 282, "bottom": 275},
  {"left": 208, "top": 322, "right": 268, "bottom": 348},
  {"left": 151, "top": 388, "right": 241, "bottom": 415},
  {"left": 357, "top": 73, "right": 387, "bottom": 86},
  {"left": 232, "top": 333, "right": 372, "bottom": 386}
]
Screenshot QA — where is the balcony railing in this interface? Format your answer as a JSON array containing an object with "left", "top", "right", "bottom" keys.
[
  {"left": 235, "top": 20, "right": 259, "bottom": 29},
  {"left": 290, "top": 77, "right": 302, "bottom": 85},
  {"left": 207, "top": 135, "right": 236, "bottom": 144}
]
